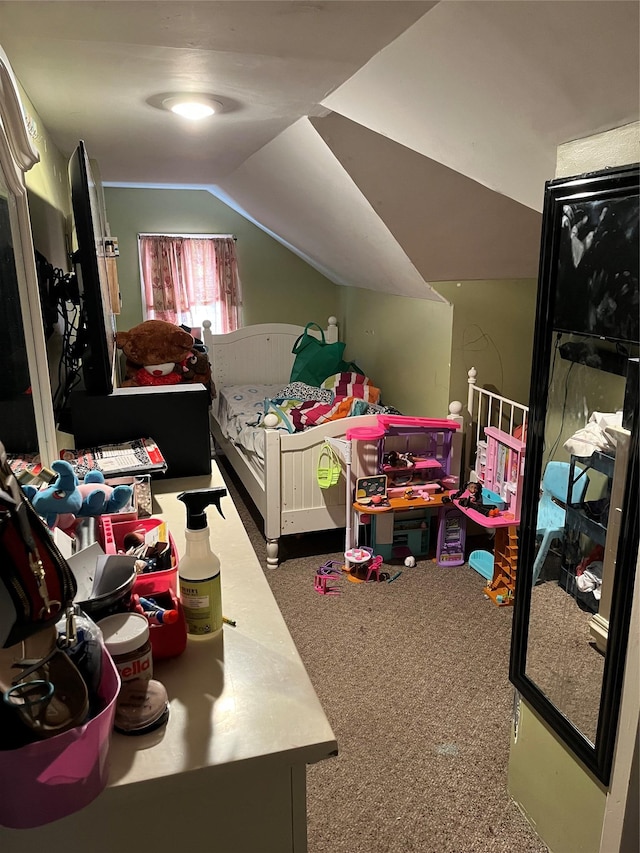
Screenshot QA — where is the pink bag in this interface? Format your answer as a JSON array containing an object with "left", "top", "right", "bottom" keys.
[{"left": 0, "top": 648, "right": 120, "bottom": 828}]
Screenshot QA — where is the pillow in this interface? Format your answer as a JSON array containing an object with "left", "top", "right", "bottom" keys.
[
  {"left": 274, "top": 382, "right": 334, "bottom": 404},
  {"left": 322, "top": 372, "right": 381, "bottom": 404}
]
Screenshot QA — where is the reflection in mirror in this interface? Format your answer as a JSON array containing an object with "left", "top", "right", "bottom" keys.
[
  {"left": 0, "top": 179, "right": 39, "bottom": 453},
  {"left": 511, "top": 163, "right": 639, "bottom": 785},
  {"left": 524, "top": 335, "right": 637, "bottom": 745}
]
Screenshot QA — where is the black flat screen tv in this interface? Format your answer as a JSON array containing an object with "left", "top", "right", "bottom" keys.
[{"left": 68, "top": 140, "right": 116, "bottom": 395}]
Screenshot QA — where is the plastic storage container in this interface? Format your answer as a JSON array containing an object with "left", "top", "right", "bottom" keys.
[
  {"left": 0, "top": 648, "right": 120, "bottom": 829},
  {"left": 98, "top": 516, "right": 178, "bottom": 596},
  {"left": 137, "top": 589, "right": 187, "bottom": 660}
]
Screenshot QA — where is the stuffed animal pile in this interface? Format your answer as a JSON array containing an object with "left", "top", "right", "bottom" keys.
[
  {"left": 116, "top": 319, "right": 215, "bottom": 399},
  {"left": 24, "top": 460, "right": 133, "bottom": 532}
]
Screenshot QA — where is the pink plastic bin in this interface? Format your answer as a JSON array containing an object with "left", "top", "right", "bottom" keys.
[
  {"left": 98, "top": 517, "right": 179, "bottom": 596},
  {"left": 0, "top": 648, "right": 120, "bottom": 829}
]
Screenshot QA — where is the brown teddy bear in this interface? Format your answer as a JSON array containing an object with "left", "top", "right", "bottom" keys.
[{"left": 116, "top": 319, "right": 194, "bottom": 388}]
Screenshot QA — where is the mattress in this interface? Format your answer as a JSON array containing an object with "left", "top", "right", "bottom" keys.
[{"left": 212, "top": 383, "right": 282, "bottom": 466}]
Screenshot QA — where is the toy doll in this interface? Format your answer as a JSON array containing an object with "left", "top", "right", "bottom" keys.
[{"left": 442, "top": 481, "right": 500, "bottom": 517}]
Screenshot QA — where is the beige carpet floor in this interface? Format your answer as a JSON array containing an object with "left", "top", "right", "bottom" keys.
[{"left": 217, "top": 457, "right": 550, "bottom": 853}]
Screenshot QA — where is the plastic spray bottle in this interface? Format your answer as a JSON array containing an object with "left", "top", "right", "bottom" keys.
[{"left": 177, "top": 488, "right": 227, "bottom": 636}]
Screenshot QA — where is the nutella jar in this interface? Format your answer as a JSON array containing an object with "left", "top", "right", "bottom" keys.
[{"left": 99, "top": 613, "right": 153, "bottom": 683}]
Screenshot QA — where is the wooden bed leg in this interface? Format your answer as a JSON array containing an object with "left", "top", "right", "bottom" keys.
[{"left": 266, "top": 539, "right": 279, "bottom": 569}]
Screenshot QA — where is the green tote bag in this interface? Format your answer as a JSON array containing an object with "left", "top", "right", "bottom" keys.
[{"left": 289, "top": 322, "right": 348, "bottom": 387}]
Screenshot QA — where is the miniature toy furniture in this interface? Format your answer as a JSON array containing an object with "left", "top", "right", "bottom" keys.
[
  {"left": 377, "top": 416, "right": 459, "bottom": 494},
  {"left": 314, "top": 564, "right": 342, "bottom": 595},
  {"left": 344, "top": 546, "right": 373, "bottom": 571},
  {"left": 449, "top": 488, "right": 523, "bottom": 606},
  {"left": 466, "top": 369, "right": 529, "bottom": 490},
  {"left": 477, "top": 427, "right": 525, "bottom": 520},
  {"left": 457, "top": 425, "right": 527, "bottom": 601},
  {"left": 350, "top": 416, "right": 460, "bottom": 561},
  {"left": 531, "top": 460, "right": 590, "bottom": 587},
  {"left": 362, "top": 492, "right": 451, "bottom": 561},
  {"left": 364, "top": 555, "right": 384, "bottom": 583},
  {"left": 485, "top": 525, "right": 519, "bottom": 606},
  {"left": 436, "top": 504, "right": 466, "bottom": 566}
]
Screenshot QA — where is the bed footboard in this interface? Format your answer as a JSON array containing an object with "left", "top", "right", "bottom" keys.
[
  {"left": 275, "top": 414, "right": 380, "bottom": 537},
  {"left": 464, "top": 367, "right": 529, "bottom": 482}
]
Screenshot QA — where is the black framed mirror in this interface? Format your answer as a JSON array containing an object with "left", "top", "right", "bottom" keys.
[
  {"left": 510, "top": 163, "right": 639, "bottom": 785},
  {"left": 0, "top": 46, "right": 58, "bottom": 467}
]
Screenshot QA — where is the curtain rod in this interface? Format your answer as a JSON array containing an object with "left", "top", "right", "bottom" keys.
[{"left": 138, "top": 233, "right": 237, "bottom": 241}]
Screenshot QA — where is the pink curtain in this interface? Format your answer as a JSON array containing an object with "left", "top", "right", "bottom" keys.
[{"left": 139, "top": 235, "right": 242, "bottom": 332}]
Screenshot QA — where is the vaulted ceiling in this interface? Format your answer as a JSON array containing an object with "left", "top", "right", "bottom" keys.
[{"left": 0, "top": 1, "right": 638, "bottom": 300}]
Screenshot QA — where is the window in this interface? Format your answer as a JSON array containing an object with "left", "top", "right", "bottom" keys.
[{"left": 138, "top": 234, "right": 242, "bottom": 332}]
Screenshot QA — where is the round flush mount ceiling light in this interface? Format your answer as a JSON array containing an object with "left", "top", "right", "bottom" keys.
[{"left": 162, "top": 95, "right": 223, "bottom": 120}]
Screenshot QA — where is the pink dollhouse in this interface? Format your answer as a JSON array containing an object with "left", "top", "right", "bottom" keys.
[{"left": 476, "top": 427, "right": 525, "bottom": 523}]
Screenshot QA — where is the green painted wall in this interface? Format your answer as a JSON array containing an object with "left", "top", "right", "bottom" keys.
[
  {"left": 433, "top": 279, "right": 537, "bottom": 410},
  {"left": 340, "top": 286, "right": 453, "bottom": 416},
  {"left": 509, "top": 702, "right": 606, "bottom": 853},
  {"left": 103, "top": 187, "right": 340, "bottom": 333}
]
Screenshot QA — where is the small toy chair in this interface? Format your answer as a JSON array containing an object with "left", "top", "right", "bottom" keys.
[
  {"left": 531, "top": 461, "right": 590, "bottom": 586},
  {"left": 365, "top": 555, "right": 384, "bottom": 583},
  {"left": 314, "top": 560, "right": 343, "bottom": 595},
  {"left": 314, "top": 573, "right": 341, "bottom": 595}
]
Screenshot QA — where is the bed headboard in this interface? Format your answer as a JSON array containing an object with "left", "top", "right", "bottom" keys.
[{"left": 202, "top": 317, "right": 339, "bottom": 388}]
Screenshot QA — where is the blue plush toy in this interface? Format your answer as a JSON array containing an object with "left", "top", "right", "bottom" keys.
[{"left": 24, "top": 460, "right": 133, "bottom": 531}]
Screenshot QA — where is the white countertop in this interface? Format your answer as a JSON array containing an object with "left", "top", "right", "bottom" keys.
[{"left": 107, "top": 462, "right": 337, "bottom": 788}]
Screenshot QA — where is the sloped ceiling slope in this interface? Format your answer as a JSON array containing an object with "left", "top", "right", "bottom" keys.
[
  {"left": 214, "top": 0, "right": 639, "bottom": 291},
  {"left": 310, "top": 113, "right": 543, "bottom": 281},
  {"left": 215, "top": 117, "right": 445, "bottom": 301},
  {"left": 322, "top": 0, "right": 640, "bottom": 212}
]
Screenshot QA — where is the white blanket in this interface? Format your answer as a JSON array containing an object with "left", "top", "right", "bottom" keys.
[{"left": 213, "top": 384, "right": 282, "bottom": 464}]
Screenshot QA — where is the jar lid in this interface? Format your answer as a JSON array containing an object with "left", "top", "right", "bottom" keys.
[
  {"left": 114, "top": 678, "right": 170, "bottom": 735},
  {"left": 98, "top": 612, "right": 149, "bottom": 655}
]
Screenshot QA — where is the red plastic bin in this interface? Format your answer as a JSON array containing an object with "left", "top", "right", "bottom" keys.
[
  {"left": 97, "top": 517, "right": 179, "bottom": 597},
  {"left": 133, "top": 588, "right": 187, "bottom": 660}
]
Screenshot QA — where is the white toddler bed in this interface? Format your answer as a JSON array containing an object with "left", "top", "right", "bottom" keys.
[
  {"left": 202, "top": 317, "right": 389, "bottom": 567},
  {"left": 202, "top": 316, "right": 527, "bottom": 567}
]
